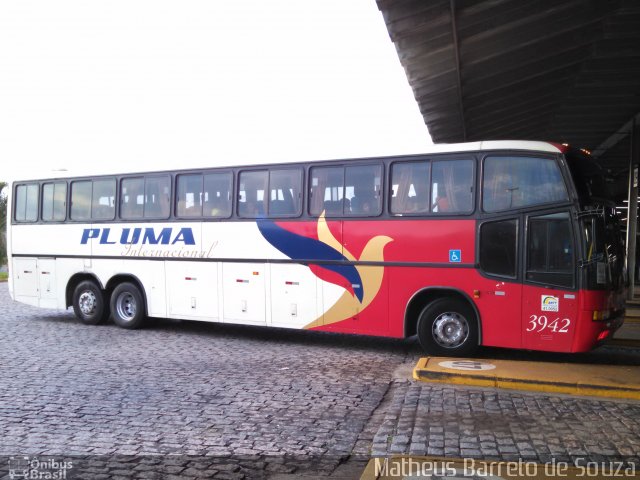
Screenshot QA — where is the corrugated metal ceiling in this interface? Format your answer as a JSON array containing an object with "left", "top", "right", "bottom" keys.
[{"left": 376, "top": 0, "right": 640, "bottom": 196}]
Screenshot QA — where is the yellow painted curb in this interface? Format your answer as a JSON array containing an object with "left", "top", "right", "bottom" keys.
[
  {"left": 413, "top": 357, "right": 640, "bottom": 400},
  {"left": 360, "top": 456, "right": 638, "bottom": 479}
]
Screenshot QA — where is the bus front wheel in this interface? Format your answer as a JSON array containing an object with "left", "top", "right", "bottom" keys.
[
  {"left": 72, "top": 280, "right": 108, "bottom": 325},
  {"left": 110, "top": 282, "right": 146, "bottom": 329},
  {"left": 417, "top": 298, "right": 478, "bottom": 357}
]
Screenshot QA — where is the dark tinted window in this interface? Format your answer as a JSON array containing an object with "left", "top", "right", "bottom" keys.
[
  {"left": 390, "top": 161, "right": 430, "bottom": 215},
  {"left": 42, "top": 182, "right": 67, "bottom": 221},
  {"left": 431, "top": 160, "right": 474, "bottom": 213},
  {"left": 70, "top": 181, "right": 92, "bottom": 221},
  {"left": 527, "top": 212, "right": 574, "bottom": 288},
  {"left": 14, "top": 184, "right": 39, "bottom": 222},
  {"left": 483, "top": 156, "right": 568, "bottom": 212},
  {"left": 480, "top": 219, "right": 518, "bottom": 277}
]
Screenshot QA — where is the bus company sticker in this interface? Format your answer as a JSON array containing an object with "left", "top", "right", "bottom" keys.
[
  {"left": 438, "top": 360, "right": 496, "bottom": 371},
  {"left": 449, "top": 249, "right": 461, "bottom": 263},
  {"left": 541, "top": 295, "right": 559, "bottom": 312}
]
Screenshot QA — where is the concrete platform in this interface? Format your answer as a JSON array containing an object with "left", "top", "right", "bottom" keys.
[
  {"left": 610, "top": 319, "right": 640, "bottom": 347},
  {"left": 360, "top": 456, "right": 637, "bottom": 480},
  {"left": 413, "top": 357, "right": 640, "bottom": 400}
]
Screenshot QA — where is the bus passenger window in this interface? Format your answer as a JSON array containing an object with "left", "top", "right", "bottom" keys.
[
  {"left": 177, "top": 174, "right": 204, "bottom": 217},
  {"left": 269, "top": 169, "right": 301, "bottom": 217},
  {"left": 121, "top": 178, "right": 144, "bottom": 219},
  {"left": 390, "top": 161, "right": 430, "bottom": 215},
  {"left": 346, "top": 165, "right": 382, "bottom": 216},
  {"left": 203, "top": 172, "right": 232, "bottom": 218},
  {"left": 70, "top": 181, "right": 92, "bottom": 221},
  {"left": 309, "top": 166, "right": 344, "bottom": 217},
  {"left": 144, "top": 176, "right": 171, "bottom": 218},
  {"left": 14, "top": 183, "right": 39, "bottom": 222},
  {"left": 238, "top": 171, "right": 267, "bottom": 218},
  {"left": 431, "top": 160, "right": 473, "bottom": 214},
  {"left": 91, "top": 179, "right": 116, "bottom": 220},
  {"left": 42, "top": 182, "right": 67, "bottom": 222},
  {"left": 483, "top": 156, "right": 568, "bottom": 212}
]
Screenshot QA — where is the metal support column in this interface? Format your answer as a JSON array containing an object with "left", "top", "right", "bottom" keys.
[{"left": 626, "top": 119, "right": 640, "bottom": 300}]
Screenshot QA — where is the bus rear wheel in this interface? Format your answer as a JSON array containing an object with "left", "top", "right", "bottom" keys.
[
  {"left": 72, "top": 280, "right": 108, "bottom": 325},
  {"left": 110, "top": 282, "right": 146, "bottom": 329},
  {"left": 417, "top": 298, "right": 478, "bottom": 357}
]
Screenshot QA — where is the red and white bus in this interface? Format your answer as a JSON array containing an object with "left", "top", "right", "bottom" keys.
[{"left": 6, "top": 140, "right": 625, "bottom": 355}]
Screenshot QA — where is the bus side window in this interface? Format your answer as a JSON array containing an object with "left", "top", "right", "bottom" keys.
[
  {"left": 91, "top": 179, "right": 116, "bottom": 220},
  {"left": 238, "top": 170, "right": 268, "bottom": 218},
  {"left": 479, "top": 218, "right": 518, "bottom": 278},
  {"left": 346, "top": 164, "right": 382, "bottom": 216},
  {"left": 309, "top": 166, "right": 344, "bottom": 217},
  {"left": 14, "top": 183, "right": 39, "bottom": 222},
  {"left": 144, "top": 176, "right": 171, "bottom": 218},
  {"left": 177, "top": 174, "right": 204, "bottom": 217},
  {"left": 431, "top": 159, "right": 474, "bottom": 214},
  {"left": 121, "top": 178, "right": 144, "bottom": 219},
  {"left": 483, "top": 156, "right": 568, "bottom": 212},
  {"left": 390, "top": 161, "right": 430, "bottom": 214},
  {"left": 42, "top": 182, "right": 67, "bottom": 222},
  {"left": 70, "top": 180, "right": 92, "bottom": 221},
  {"left": 269, "top": 169, "right": 302, "bottom": 217},
  {"left": 203, "top": 172, "right": 232, "bottom": 218}
]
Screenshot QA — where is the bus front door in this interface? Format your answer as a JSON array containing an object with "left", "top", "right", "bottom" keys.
[{"left": 521, "top": 211, "right": 578, "bottom": 351}]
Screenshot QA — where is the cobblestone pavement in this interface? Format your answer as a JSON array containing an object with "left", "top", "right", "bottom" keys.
[
  {"left": 1, "top": 282, "right": 640, "bottom": 479},
  {"left": 0, "top": 283, "right": 414, "bottom": 478}
]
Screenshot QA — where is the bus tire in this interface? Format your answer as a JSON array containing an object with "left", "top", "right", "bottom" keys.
[
  {"left": 417, "top": 298, "right": 478, "bottom": 357},
  {"left": 72, "top": 280, "right": 108, "bottom": 325},
  {"left": 110, "top": 282, "right": 145, "bottom": 329}
]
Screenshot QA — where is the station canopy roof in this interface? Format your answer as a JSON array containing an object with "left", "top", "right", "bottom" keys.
[{"left": 376, "top": 0, "right": 640, "bottom": 199}]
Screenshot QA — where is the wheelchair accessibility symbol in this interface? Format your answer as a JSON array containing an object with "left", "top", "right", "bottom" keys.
[{"left": 449, "top": 249, "right": 461, "bottom": 263}]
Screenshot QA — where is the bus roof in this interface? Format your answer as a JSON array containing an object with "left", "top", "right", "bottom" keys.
[{"left": 9, "top": 140, "right": 562, "bottom": 182}]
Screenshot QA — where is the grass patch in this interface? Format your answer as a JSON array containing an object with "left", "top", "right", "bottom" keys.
[{"left": 0, "top": 272, "right": 7, "bottom": 282}]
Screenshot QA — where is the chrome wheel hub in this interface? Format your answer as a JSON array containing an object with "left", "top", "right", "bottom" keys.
[
  {"left": 115, "top": 292, "right": 137, "bottom": 321},
  {"left": 78, "top": 291, "right": 97, "bottom": 316},
  {"left": 432, "top": 312, "right": 469, "bottom": 348}
]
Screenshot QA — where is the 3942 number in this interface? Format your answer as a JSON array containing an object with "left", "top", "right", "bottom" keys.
[{"left": 526, "top": 315, "right": 571, "bottom": 333}]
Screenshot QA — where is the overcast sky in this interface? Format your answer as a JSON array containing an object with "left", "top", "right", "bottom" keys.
[{"left": 0, "top": 0, "right": 431, "bottom": 183}]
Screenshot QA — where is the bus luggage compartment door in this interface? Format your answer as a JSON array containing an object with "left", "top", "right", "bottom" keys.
[
  {"left": 269, "top": 263, "right": 318, "bottom": 329},
  {"left": 222, "top": 263, "right": 266, "bottom": 325},
  {"left": 36, "top": 258, "right": 57, "bottom": 308},
  {"left": 166, "top": 261, "right": 219, "bottom": 321},
  {"left": 13, "top": 258, "right": 38, "bottom": 304}
]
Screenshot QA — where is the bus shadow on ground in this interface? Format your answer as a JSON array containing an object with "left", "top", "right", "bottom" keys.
[
  {"left": 31, "top": 312, "right": 640, "bottom": 365},
  {"left": 149, "top": 315, "right": 424, "bottom": 356}
]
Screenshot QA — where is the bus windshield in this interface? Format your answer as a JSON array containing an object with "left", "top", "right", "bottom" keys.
[{"left": 566, "top": 149, "right": 626, "bottom": 291}]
